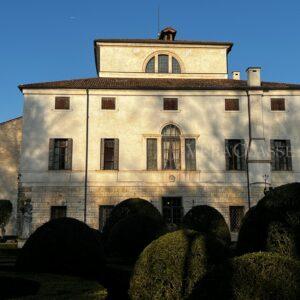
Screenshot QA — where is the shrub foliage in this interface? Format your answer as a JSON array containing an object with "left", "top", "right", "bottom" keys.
[
  {"left": 129, "top": 229, "right": 228, "bottom": 300},
  {"left": 237, "top": 183, "right": 300, "bottom": 258},
  {"left": 0, "top": 200, "right": 13, "bottom": 236},
  {"left": 16, "top": 218, "right": 105, "bottom": 278},
  {"left": 182, "top": 205, "right": 231, "bottom": 245}
]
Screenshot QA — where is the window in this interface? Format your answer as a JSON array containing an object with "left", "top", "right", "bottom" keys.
[
  {"left": 145, "top": 55, "right": 181, "bottom": 74},
  {"left": 50, "top": 206, "right": 67, "bottom": 220},
  {"left": 162, "top": 197, "right": 183, "bottom": 225},
  {"left": 145, "top": 57, "right": 155, "bottom": 73},
  {"left": 229, "top": 206, "right": 244, "bottom": 232},
  {"left": 99, "top": 205, "right": 114, "bottom": 231},
  {"left": 102, "top": 97, "right": 116, "bottom": 110},
  {"left": 162, "top": 125, "right": 181, "bottom": 170},
  {"left": 163, "top": 98, "right": 178, "bottom": 110},
  {"left": 225, "top": 139, "right": 246, "bottom": 171},
  {"left": 271, "top": 140, "right": 292, "bottom": 171},
  {"left": 100, "top": 139, "right": 119, "bottom": 170},
  {"left": 147, "top": 138, "right": 157, "bottom": 170},
  {"left": 225, "top": 99, "right": 239, "bottom": 111},
  {"left": 55, "top": 97, "right": 70, "bottom": 110},
  {"left": 158, "top": 55, "right": 169, "bottom": 73},
  {"left": 49, "top": 139, "right": 73, "bottom": 170},
  {"left": 185, "top": 139, "right": 196, "bottom": 171},
  {"left": 271, "top": 98, "right": 285, "bottom": 111}
]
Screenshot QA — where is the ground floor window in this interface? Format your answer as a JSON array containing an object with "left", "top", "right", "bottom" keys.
[
  {"left": 99, "top": 205, "right": 114, "bottom": 231},
  {"left": 229, "top": 206, "right": 244, "bottom": 232},
  {"left": 50, "top": 206, "right": 67, "bottom": 220},
  {"left": 162, "top": 197, "right": 183, "bottom": 225}
]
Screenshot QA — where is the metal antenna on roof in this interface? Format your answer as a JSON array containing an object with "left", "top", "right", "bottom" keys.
[{"left": 157, "top": 6, "right": 160, "bottom": 37}]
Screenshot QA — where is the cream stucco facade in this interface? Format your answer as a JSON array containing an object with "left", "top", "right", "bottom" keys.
[{"left": 17, "top": 28, "right": 300, "bottom": 238}]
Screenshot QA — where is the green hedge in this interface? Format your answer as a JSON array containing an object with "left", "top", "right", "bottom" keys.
[
  {"left": 105, "top": 213, "right": 167, "bottom": 264},
  {"left": 129, "top": 229, "right": 228, "bottom": 300},
  {"left": 183, "top": 205, "right": 231, "bottom": 245},
  {"left": 237, "top": 183, "right": 300, "bottom": 258},
  {"left": 102, "top": 198, "right": 162, "bottom": 239},
  {"left": 16, "top": 218, "right": 106, "bottom": 279}
]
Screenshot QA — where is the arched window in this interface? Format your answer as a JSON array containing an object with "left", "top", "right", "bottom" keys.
[
  {"left": 162, "top": 125, "right": 181, "bottom": 170},
  {"left": 145, "top": 57, "right": 155, "bottom": 73},
  {"left": 145, "top": 54, "right": 182, "bottom": 74}
]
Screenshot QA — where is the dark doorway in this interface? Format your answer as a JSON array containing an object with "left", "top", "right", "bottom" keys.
[
  {"left": 99, "top": 205, "right": 114, "bottom": 231},
  {"left": 162, "top": 197, "right": 183, "bottom": 225}
]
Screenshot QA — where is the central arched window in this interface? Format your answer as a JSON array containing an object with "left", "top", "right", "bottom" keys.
[
  {"left": 162, "top": 125, "right": 181, "bottom": 170},
  {"left": 145, "top": 54, "right": 182, "bottom": 74}
]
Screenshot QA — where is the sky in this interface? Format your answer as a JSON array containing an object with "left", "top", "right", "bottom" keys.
[{"left": 0, "top": 0, "right": 300, "bottom": 122}]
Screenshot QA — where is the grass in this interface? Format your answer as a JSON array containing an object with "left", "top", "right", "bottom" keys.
[{"left": 0, "top": 271, "right": 108, "bottom": 299}]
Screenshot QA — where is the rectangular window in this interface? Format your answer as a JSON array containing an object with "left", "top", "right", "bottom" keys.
[
  {"left": 158, "top": 54, "right": 169, "bottom": 73},
  {"left": 229, "top": 206, "right": 244, "bottom": 232},
  {"left": 271, "top": 98, "right": 285, "bottom": 111},
  {"left": 271, "top": 140, "right": 292, "bottom": 171},
  {"left": 225, "top": 139, "right": 246, "bottom": 171},
  {"left": 225, "top": 99, "right": 239, "bottom": 111},
  {"left": 147, "top": 138, "right": 157, "bottom": 170},
  {"left": 102, "top": 97, "right": 116, "bottom": 110},
  {"left": 55, "top": 97, "right": 70, "bottom": 110},
  {"left": 162, "top": 197, "right": 183, "bottom": 225},
  {"left": 185, "top": 139, "right": 196, "bottom": 171},
  {"left": 49, "top": 139, "right": 73, "bottom": 170},
  {"left": 99, "top": 205, "right": 114, "bottom": 231},
  {"left": 50, "top": 206, "right": 67, "bottom": 220},
  {"left": 163, "top": 98, "right": 178, "bottom": 110},
  {"left": 100, "top": 139, "right": 119, "bottom": 170}
]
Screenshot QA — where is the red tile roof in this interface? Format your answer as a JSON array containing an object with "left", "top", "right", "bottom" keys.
[{"left": 19, "top": 77, "right": 300, "bottom": 91}]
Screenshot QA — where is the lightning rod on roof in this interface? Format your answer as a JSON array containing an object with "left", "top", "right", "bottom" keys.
[{"left": 157, "top": 6, "right": 160, "bottom": 37}]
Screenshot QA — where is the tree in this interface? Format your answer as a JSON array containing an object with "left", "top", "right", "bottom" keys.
[{"left": 0, "top": 200, "right": 13, "bottom": 239}]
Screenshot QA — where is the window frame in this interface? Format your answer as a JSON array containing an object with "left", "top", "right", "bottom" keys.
[
  {"left": 50, "top": 206, "right": 67, "bottom": 220},
  {"left": 55, "top": 97, "right": 70, "bottom": 110},
  {"left": 271, "top": 98, "right": 285, "bottom": 111},
  {"left": 229, "top": 206, "right": 244, "bottom": 232},
  {"left": 225, "top": 139, "right": 246, "bottom": 171},
  {"left": 99, "top": 205, "right": 114, "bottom": 231},
  {"left": 225, "top": 98, "right": 239, "bottom": 111},
  {"left": 101, "top": 97, "right": 116, "bottom": 110},
  {"left": 162, "top": 197, "right": 183, "bottom": 226},
  {"left": 185, "top": 138, "right": 196, "bottom": 171},
  {"left": 147, "top": 138, "right": 158, "bottom": 170},
  {"left": 163, "top": 98, "right": 178, "bottom": 111},
  {"left": 271, "top": 139, "right": 292, "bottom": 171},
  {"left": 145, "top": 54, "right": 182, "bottom": 74}
]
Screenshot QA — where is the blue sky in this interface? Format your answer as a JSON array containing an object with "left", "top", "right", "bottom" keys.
[{"left": 1, "top": 0, "right": 300, "bottom": 122}]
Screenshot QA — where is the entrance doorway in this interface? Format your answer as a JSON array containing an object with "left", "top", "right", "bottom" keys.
[{"left": 162, "top": 197, "right": 183, "bottom": 225}]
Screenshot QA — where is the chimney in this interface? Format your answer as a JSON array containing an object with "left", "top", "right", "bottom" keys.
[
  {"left": 158, "top": 27, "right": 177, "bottom": 41},
  {"left": 232, "top": 71, "right": 240, "bottom": 80},
  {"left": 246, "top": 67, "right": 261, "bottom": 87}
]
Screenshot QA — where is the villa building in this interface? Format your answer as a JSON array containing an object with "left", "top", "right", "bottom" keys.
[{"left": 15, "top": 27, "right": 300, "bottom": 238}]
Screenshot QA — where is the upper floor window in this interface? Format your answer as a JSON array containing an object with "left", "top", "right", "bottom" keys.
[
  {"left": 271, "top": 98, "right": 285, "bottom": 111},
  {"left": 48, "top": 138, "right": 73, "bottom": 170},
  {"left": 162, "top": 125, "right": 181, "bottom": 170},
  {"left": 225, "top": 139, "right": 246, "bottom": 171},
  {"left": 145, "top": 54, "right": 181, "bottom": 74},
  {"left": 163, "top": 98, "right": 178, "bottom": 110},
  {"left": 225, "top": 99, "right": 239, "bottom": 111},
  {"left": 271, "top": 139, "right": 292, "bottom": 171},
  {"left": 100, "top": 138, "right": 119, "bottom": 170},
  {"left": 102, "top": 97, "right": 116, "bottom": 110},
  {"left": 55, "top": 97, "right": 70, "bottom": 110}
]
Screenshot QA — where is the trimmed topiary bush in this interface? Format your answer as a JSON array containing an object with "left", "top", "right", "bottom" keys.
[
  {"left": 16, "top": 218, "right": 105, "bottom": 279},
  {"left": 105, "top": 214, "right": 167, "bottom": 263},
  {"left": 129, "top": 229, "right": 228, "bottom": 300},
  {"left": 0, "top": 200, "right": 13, "bottom": 239},
  {"left": 237, "top": 183, "right": 300, "bottom": 258},
  {"left": 102, "top": 198, "right": 162, "bottom": 238},
  {"left": 194, "top": 252, "right": 300, "bottom": 300},
  {"left": 183, "top": 205, "right": 231, "bottom": 245}
]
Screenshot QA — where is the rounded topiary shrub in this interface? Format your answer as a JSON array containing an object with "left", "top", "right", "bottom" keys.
[
  {"left": 16, "top": 218, "right": 105, "bottom": 279},
  {"left": 129, "top": 229, "right": 228, "bottom": 300},
  {"left": 102, "top": 198, "right": 162, "bottom": 238},
  {"left": 237, "top": 183, "right": 300, "bottom": 258},
  {"left": 105, "top": 213, "right": 167, "bottom": 263},
  {"left": 193, "top": 252, "right": 300, "bottom": 300},
  {"left": 183, "top": 205, "right": 231, "bottom": 245}
]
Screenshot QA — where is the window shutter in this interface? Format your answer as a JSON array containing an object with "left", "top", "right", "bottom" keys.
[
  {"left": 65, "top": 139, "right": 73, "bottom": 170},
  {"left": 287, "top": 140, "right": 292, "bottom": 171},
  {"left": 48, "top": 139, "right": 55, "bottom": 170},
  {"left": 113, "top": 139, "right": 119, "bottom": 170},
  {"left": 185, "top": 139, "right": 196, "bottom": 171},
  {"left": 270, "top": 140, "right": 275, "bottom": 171},
  {"left": 147, "top": 139, "right": 157, "bottom": 170},
  {"left": 240, "top": 139, "right": 246, "bottom": 171},
  {"left": 225, "top": 140, "right": 229, "bottom": 170},
  {"left": 100, "top": 139, "right": 105, "bottom": 170}
]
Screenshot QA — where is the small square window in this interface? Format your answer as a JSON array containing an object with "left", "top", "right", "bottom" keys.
[
  {"left": 225, "top": 99, "right": 239, "bottom": 111},
  {"left": 55, "top": 97, "right": 70, "bottom": 110},
  {"left": 102, "top": 97, "right": 116, "bottom": 110},
  {"left": 163, "top": 98, "right": 178, "bottom": 110},
  {"left": 271, "top": 99, "right": 285, "bottom": 111}
]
